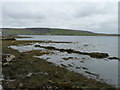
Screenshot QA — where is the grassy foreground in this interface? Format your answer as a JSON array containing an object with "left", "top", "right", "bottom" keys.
[{"left": 2, "top": 36, "right": 116, "bottom": 89}]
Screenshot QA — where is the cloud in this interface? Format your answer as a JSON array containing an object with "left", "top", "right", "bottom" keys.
[{"left": 1, "top": 2, "right": 118, "bottom": 34}]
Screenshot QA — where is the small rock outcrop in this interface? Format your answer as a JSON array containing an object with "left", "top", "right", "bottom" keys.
[
  {"left": 2, "top": 37, "right": 16, "bottom": 40},
  {"left": 88, "top": 53, "right": 109, "bottom": 59},
  {"left": 2, "top": 54, "right": 15, "bottom": 66},
  {"left": 108, "top": 57, "right": 120, "bottom": 60},
  {"left": 34, "top": 44, "right": 109, "bottom": 59}
]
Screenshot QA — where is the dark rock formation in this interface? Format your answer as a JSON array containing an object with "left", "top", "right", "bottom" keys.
[
  {"left": 88, "top": 53, "right": 109, "bottom": 59},
  {"left": 2, "top": 37, "right": 16, "bottom": 40},
  {"left": 108, "top": 57, "right": 120, "bottom": 60},
  {"left": 34, "top": 45, "right": 109, "bottom": 59}
]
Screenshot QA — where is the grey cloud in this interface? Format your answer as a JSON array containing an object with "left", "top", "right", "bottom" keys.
[
  {"left": 75, "top": 2, "right": 117, "bottom": 18},
  {"left": 1, "top": 2, "right": 118, "bottom": 34}
]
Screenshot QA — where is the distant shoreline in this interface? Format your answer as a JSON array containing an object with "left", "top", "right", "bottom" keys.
[
  {"left": 17, "top": 34, "right": 120, "bottom": 37},
  {"left": 2, "top": 28, "right": 120, "bottom": 36}
]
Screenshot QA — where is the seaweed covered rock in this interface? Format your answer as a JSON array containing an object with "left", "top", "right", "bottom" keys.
[
  {"left": 34, "top": 44, "right": 109, "bottom": 59},
  {"left": 108, "top": 57, "right": 120, "bottom": 60},
  {"left": 34, "top": 45, "right": 40, "bottom": 47},
  {"left": 2, "top": 37, "right": 16, "bottom": 40},
  {"left": 89, "top": 52, "right": 109, "bottom": 59}
]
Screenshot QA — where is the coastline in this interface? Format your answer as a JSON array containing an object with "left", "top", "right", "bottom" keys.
[{"left": 2, "top": 36, "right": 117, "bottom": 89}]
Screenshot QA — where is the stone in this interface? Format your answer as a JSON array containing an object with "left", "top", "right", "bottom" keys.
[{"left": 2, "top": 54, "right": 15, "bottom": 66}]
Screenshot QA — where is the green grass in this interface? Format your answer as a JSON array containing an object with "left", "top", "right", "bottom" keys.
[
  {"left": 3, "top": 29, "right": 37, "bottom": 35},
  {"left": 2, "top": 28, "right": 97, "bottom": 36},
  {"left": 49, "top": 28, "right": 97, "bottom": 36}
]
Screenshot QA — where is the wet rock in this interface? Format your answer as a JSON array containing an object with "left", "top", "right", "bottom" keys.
[
  {"left": 85, "top": 71, "right": 98, "bottom": 76},
  {"left": 34, "top": 44, "right": 109, "bottom": 59},
  {"left": 108, "top": 57, "right": 120, "bottom": 60},
  {"left": 62, "top": 57, "right": 74, "bottom": 60},
  {"left": 62, "top": 57, "right": 78, "bottom": 60},
  {"left": 84, "top": 44, "right": 88, "bottom": 46},
  {"left": 88, "top": 52, "right": 109, "bottom": 59},
  {"left": 68, "top": 64, "right": 73, "bottom": 67},
  {"left": 65, "top": 49, "right": 74, "bottom": 53},
  {"left": 2, "top": 37, "right": 16, "bottom": 40},
  {"left": 82, "top": 67, "right": 88, "bottom": 70},
  {"left": 61, "top": 64, "right": 67, "bottom": 68},
  {"left": 76, "top": 67, "right": 81, "bottom": 69},
  {"left": 34, "top": 45, "right": 40, "bottom": 47},
  {"left": 35, "top": 45, "right": 56, "bottom": 50},
  {"left": 45, "top": 46, "right": 56, "bottom": 50}
]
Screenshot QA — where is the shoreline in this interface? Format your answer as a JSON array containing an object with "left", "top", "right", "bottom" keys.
[{"left": 2, "top": 36, "right": 117, "bottom": 89}]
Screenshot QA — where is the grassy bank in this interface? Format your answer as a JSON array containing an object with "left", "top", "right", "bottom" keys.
[{"left": 2, "top": 36, "right": 116, "bottom": 89}]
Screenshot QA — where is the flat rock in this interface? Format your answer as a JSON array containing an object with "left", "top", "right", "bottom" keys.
[{"left": 2, "top": 54, "right": 15, "bottom": 66}]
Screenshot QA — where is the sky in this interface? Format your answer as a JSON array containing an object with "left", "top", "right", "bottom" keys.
[{"left": 0, "top": 1, "right": 118, "bottom": 34}]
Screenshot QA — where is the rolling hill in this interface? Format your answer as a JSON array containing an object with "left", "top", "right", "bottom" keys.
[{"left": 2, "top": 28, "right": 119, "bottom": 36}]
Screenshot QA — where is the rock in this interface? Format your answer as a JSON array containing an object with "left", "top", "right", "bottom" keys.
[
  {"left": 89, "top": 52, "right": 109, "bottom": 59},
  {"left": 2, "top": 54, "right": 15, "bottom": 66},
  {"left": 26, "top": 73, "right": 33, "bottom": 77},
  {"left": 35, "top": 45, "right": 40, "bottom": 47},
  {"left": 108, "top": 57, "right": 120, "bottom": 60},
  {"left": 19, "top": 83, "right": 23, "bottom": 87},
  {"left": 2, "top": 37, "right": 16, "bottom": 40},
  {"left": 84, "top": 44, "right": 89, "bottom": 46},
  {"left": 3, "top": 62, "right": 10, "bottom": 66},
  {"left": 6, "top": 54, "right": 15, "bottom": 62},
  {"left": 34, "top": 45, "right": 109, "bottom": 59}
]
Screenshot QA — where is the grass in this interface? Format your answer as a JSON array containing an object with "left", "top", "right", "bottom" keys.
[
  {"left": 49, "top": 28, "right": 97, "bottom": 36},
  {"left": 2, "top": 29, "right": 37, "bottom": 35},
  {"left": 2, "top": 28, "right": 96, "bottom": 36}
]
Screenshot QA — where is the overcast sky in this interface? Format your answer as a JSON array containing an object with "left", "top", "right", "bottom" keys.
[{"left": 1, "top": 2, "right": 118, "bottom": 34}]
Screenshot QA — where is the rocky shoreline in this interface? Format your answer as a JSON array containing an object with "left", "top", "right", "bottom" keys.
[{"left": 2, "top": 36, "right": 118, "bottom": 89}]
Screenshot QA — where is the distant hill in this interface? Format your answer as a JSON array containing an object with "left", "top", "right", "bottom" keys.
[{"left": 2, "top": 28, "right": 119, "bottom": 36}]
